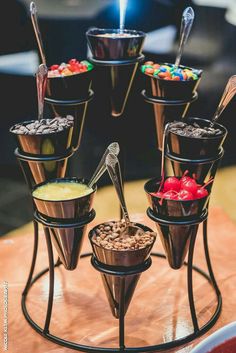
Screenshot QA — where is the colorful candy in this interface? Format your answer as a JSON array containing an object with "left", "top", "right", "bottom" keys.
[
  {"left": 141, "top": 61, "right": 200, "bottom": 81},
  {"left": 48, "top": 59, "right": 93, "bottom": 78}
]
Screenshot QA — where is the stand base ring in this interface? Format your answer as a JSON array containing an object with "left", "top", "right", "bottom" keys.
[{"left": 22, "top": 252, "right": 222, "bottom": 353}]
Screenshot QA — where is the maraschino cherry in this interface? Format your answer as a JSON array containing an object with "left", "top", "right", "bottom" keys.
[{"left": 152, "top": 170, "right": 213, "bottom": 201}]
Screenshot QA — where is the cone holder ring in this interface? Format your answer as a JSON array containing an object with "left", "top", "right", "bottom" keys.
[
  {"left": 88, "top": 54, "right": 145, "bottom": 66},
  {"left": 44, "top": 89, "right": 94, "bottom": 106},
  {"left": 141, "top": 89, "right": 198, "bottom": 106}
]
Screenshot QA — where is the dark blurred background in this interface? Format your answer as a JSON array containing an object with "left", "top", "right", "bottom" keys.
[{"left": 0, "top": 0, "right": 236, "bottom": 234}]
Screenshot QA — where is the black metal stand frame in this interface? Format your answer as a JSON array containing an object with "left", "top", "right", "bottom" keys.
[
  {"left": 15, "top": 85, "right": 224, "bottom": 352},
  {"left": 21, "top": 210, "right": 222, "bottom": 352},
  {"left": 19, "top": 148, "right": 223, "bottom": 353}
]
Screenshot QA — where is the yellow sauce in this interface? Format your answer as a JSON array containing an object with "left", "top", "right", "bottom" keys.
[{"left": 33, "top": 182, "right": 93, "bottom": 201}]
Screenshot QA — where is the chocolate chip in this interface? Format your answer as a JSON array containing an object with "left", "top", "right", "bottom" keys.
[
  {"left": 169, "top": 120, "right": 223, "bottom": 138},
  {"left": 10, "top": 115, "right": 74, "bottom": 135}
]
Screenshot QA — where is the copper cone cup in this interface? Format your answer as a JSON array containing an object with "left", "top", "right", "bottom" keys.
[
  {"left": 47, "top": 101, "right": 89, "bottom": 151},
  {"left": 86, "top": 28, "right": 145, "bottom": 117},
  {"left": 19, "top": 158, "right": 68, "bottom": 189},
  {"left": 167, "top": 117, "right": 227, "bottom": 159},
  {"left": 152, "top": 101, "right": 190, "bottom": 150},
  {"left": 32, "top": 177, "right": 96, "bottom": 221},
  {"left": 170, "top": 159, "right": 217, "bottom": 185},
  {"left": 47, "top": 223, "right": 89, "bottom": 271},
  {"left": 46, "top": 69, "right": 93, "bottom": 101},
  {"left": 89, "top": 222, "right": 155, "bottom": 318},
  {"left": 144, "top": 178, "right": 210, "bottom": 219},
  {"left": 155, "top": 221, "right": 199, "bottom": 270},
  {"left": 109, "top": 62, "right": 139, "bottom": 117},
  {"left": 86, "top": 28, "right": 146, "bottom": 61},
  {"left": 143, "top": 63, "right": 202, "bottom": 100},
  {"left": 10, "top": 120, "right": 73, "bottom": 155}
]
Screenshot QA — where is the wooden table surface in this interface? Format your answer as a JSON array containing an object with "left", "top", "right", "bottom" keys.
[{"left": 1, "top": 206, "right": 236, "bottom": 353}]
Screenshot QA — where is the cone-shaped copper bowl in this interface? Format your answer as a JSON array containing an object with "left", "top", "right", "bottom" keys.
[
  {"left": 32, "top": 177, "right": 96, "bottom": 221},
  {"left": 142, "top": 63, "right": 202, "bottom": 100},
  {"left": 155, "top": 220, "right": 199, "bottom": 270},
  {"left": 144, "top": 177, "right": 210, "bottom": 219},
  {"left": 10, "top": 120, "right": 73, "bottom": 155},
  {"left": 167, "top": 117, "right": 228, "bottom": 159},
  {"left": 86, "top": 28, "right": 146, "bottom": 61},
  {"left": 48, "top": 220, "right": 91, "bottom": 271},
  {"left": 46, "top": 69, "right": 93, "bottom": 101},
  {"left": 89, "top": 222, "right": 156, "bottom": 267}
]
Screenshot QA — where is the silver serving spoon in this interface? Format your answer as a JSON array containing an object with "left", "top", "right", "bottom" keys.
[
  {"left": 36, "top": 64, "right": 48, "bottom": 120},
  {"left": 210, "top": 75, "right": 236, "bottom": 126},
  {"left": 174, "top": 7, "right": 195, "bottom": 68},
  {"left": 158, "top": 123, "right": 170, "bottom": 192},
  {"left": 30, "top": 1, "right": 47, "bottom": 65},
  {"left": 106, "top": 153, "right": 145, "bottom": 238},
  {"left": 88, "top": 142, "right": 120, "bottom": 188}
]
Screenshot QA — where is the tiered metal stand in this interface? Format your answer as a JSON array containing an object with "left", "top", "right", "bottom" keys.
[{"left": 17, "top": 143, "right": 224, "bottom": 352}]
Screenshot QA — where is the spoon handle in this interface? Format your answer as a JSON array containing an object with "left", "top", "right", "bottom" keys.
[
  {"left": 30, "top": 2, "right": 47, "bottom": 65},
  {"left": 174, "top": 7, "right": 195, "bottom": 68},
  {"left": 211, "top": 75, "right": 236, "bottom": 125},
  {"left": 36, "top": 64, "right": 48, "bottom": 120},
  {"left": 158, "top": 123, "right": 170, "bottom": 192},
  {"left": 88, "top": 142, "right": 120, "bottom": 188},
  {"left": 105, "top": 153, "right": 130, "bottom": 223}
]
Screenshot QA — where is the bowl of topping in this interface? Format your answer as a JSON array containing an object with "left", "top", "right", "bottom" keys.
[
  {"left": 9, "top": 116, "right": 74, "bottom": 155},
  {"left": 167, "top": 117, "right": 228, "bottom": 158},
  {"left": 190, "top": 322, "right": 236, "bottom": 353},
  {"left": 86, "top": 28, "right": 146, "bottom": 61},
  {"left": 46, "top": 58, "right": 94, "bottom": 100},
  {"left": 32, "top": 177, "right": 97, "bottom": 220},
  {"left": 144, "top": 172, "right": 211, "bottom": 218},
  {"left": 89, "top": 220, "right": 156, "bottom": 267},
  {"left": 141, "top": 61, "right": 202, "bottom": 100}
]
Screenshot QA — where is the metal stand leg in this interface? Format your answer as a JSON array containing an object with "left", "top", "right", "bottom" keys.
[
  {"left": 22, "top": 220, "right": 39, "bottom": 296},
  {"left": 43, "top": 227, "right": 55, "bottom": 334},
  {"left": 203, "top": 219, "right": 220, "bottom": 295},
  {"left": 187, "top": 232, "right": 199, "bottom": 332},
  {"left": 119, "top": 277, "right": 125, "bottom": 351}
]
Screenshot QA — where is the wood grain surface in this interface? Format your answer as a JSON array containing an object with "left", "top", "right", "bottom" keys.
[{"left": 0, "top": 206, "right": 236, "bottom": 353}]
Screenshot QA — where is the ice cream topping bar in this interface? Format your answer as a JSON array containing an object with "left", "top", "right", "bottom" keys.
[
  {"left": 168, "top": 121, "right": 223, "bottom": 138},
  {"left": 141, "top": 61, "right": 200, "bottom": 81},
  {"left": 48, "top": 59, "right": 93, "bottom": 78},
  {"left": 11, "top": 116, "right": 74, "bottom": 135},
  {"left": 92, "top": 220, "right": 156, "bottom": 251}
]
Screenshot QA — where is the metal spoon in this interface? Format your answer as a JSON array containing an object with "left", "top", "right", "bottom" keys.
[
  {"left": 88, "top": 142, "right": 120, "bottom": 188},
  {"left": 174, "top": 7, "right": 195, "bottom": 68},
  {"left": 105, "top": 153, "right": 145, "bottom": 237},
  {"left": 158, "top": 123, "right": 170, "bottom": 192},
  {"left": 210, "top": 75, "right": 236, "bottom": 126},
  {"left": 30, "top": 1, "right": 47, "bottom": 65},
  {"left": 36, "top": 64, "right": 48, "bottom": 120}
]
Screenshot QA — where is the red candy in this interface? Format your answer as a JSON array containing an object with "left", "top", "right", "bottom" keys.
[{"left": 48, "top": 58, "right": 92, "bottom": 78}]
